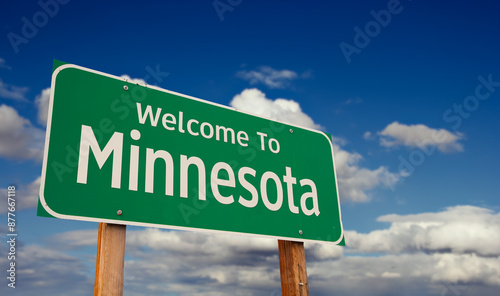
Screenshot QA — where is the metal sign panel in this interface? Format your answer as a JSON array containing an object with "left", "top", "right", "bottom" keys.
[{"left": 38, "top": 62, "right": 344, "bottom": 244}]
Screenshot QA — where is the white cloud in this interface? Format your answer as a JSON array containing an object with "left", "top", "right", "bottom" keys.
[
  {"left": 381, "top": 271, "right": 401, "bottom": 278},
  {"left": 5, "top": 205, "right": 500, "bottom": 295},
  {"left": 236, "top": 66, "right": 298, "bottom": 89},
  {"left": 126, "top": 228, "right": 277, "bottom": 255},
  {"left": 0, "top": 177, "right": 41, "bottom": 214},
  {"left": 18, "top": 177, "right": 40, "bottom": 211},
  {"left": 47, "top": 228, "right": 281, "bottom": 295},
  {"left": 307, "top": 205, "right": 500, "bottom": 292},
  {"left": 0, "top": 79, "right": 29, "bottom": 101},
  {"left": 47, "top": 228, "right": 343, "bottom": 295},
  {"left": 230, "top": 88, "right": 322, "bottom": 130},
  {"left": 120, "top": 74, "right": 147, "bottom": 85},
  {"left": 50, "top": 229, "right": 98, "bottom": 249},
  {"left": 35, "top": 87, "right": 51, "bottom": 126},
  {"left": 0, "top": 104, "right": 45, "bottom": 161},
  {"left": 0, "top": 57, "right": 12, "bottom": 70},
  {"left": 377, "top": 121, "right": 464, "bottom": 153},
  {"left": 332, "top": 138, "right": 399, "bottom": 202},
  {"left": 431, "top": 253, "right": 500, "bottom": 286},
  {"left": 363, "top": 131, "right": 374, "bottom": 140},
  {"left": 229, "top": 89, "right": 399, "bottom": 202},
  {"left": 344, "top": 97, "right": 362, "bottom": 105},
  {"left": 307, "top": 242, "right": 344, "bottom": 260},
  {"left": 309, "top": 252, "right": 500, "bottom": 295},
  {"left": 346, "top": 205, "right": 500, "bottom": 256},
  {"left": 0, "top": 244, "right": 93, "bottom": 295}
]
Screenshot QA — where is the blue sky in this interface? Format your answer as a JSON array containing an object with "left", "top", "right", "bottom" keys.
[{"left": 1, "top": 0, "right": 499, "bottom": 295}]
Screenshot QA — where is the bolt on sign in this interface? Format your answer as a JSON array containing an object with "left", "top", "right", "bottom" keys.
[{"left": 38, "top": 61, "right": 344, "bottom": 244}]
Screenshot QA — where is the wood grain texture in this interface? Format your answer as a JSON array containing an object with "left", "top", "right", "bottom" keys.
[
  {"left": 94, "top": 223, "right": 126, "bottom": 296},
  {"left": 278, "top": 240, "right": 309, "bottom": 296}
]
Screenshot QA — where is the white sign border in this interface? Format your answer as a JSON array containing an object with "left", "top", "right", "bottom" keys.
[{"left": 39, "top": 63, "right": 344, "bottom": 244}]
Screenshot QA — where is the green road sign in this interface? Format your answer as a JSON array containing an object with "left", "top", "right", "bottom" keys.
[{"left": 38, "top": 61, "right": 344, "bottom": 244}]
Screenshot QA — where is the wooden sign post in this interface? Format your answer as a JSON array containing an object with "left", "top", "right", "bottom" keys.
[
  {"left": 94, "top": 223, "right": 127, "bottom": 296},
  {"left": 278, "top": 240, "right": 309, "bottom": 296},
  {"left": 39, "top": 62, "right": 341, "bottom": 296}
]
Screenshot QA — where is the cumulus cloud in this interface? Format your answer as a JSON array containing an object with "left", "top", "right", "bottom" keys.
[
  {"left": 308, "top": 205, "right": 500, "bottom": 292},
  {"left": 431, "top": 253, "right": 500, "bottom": 286},
  {"left": 307, "top": 242, "right": 343, "bottom": 261},
  {"left": 230, "top": 88, "right": 322, "bottom": 130},
  {"left": 0, "top": 177, "right": 41, "bottom": 214},
  {"left": 229, "top": 89, "right": 399, "bottom": 202},
  {"left": 124, "top": 235, "right": 497, "bottom": 294},
  {"left": 377, "top": 121, "right": 464, "bottom": 153},
  {"left": 46, "top": 228, "right": 342, "bottom": 295},
  {"left": 309, "top": 252, "right": 500, "bottom": 295},
  {"left": 0, "top": 79, "right": 29, "bottom": 101},
  {"left": 47, "top": 228, "right": 281, "bottom": 295},
  {"left": 6, "top": 205, "right": 500, "bottom": 295},
  {"left": 0, "top": 244, "right": 93, "bottom": 295},
  {"left": 126, "top": 228, "right": 277, "bottom": 256},
  {"left": 49, "top": 229, "right": 98, "bottom": 250},
  {"left": 236, "top": 66, "right": 299, "bottom": 89},
  {"left": 346, "top": 205, "right": 500, "bottom": 256},
  {"left": 35, "top": 87, "right": 51, "bottom": 126},
  {"left": 332, "top": 138, "right": 399, "bottom": 202},
  {"left": 0, "top": 104, "right": 45, "bottom": 161}
]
